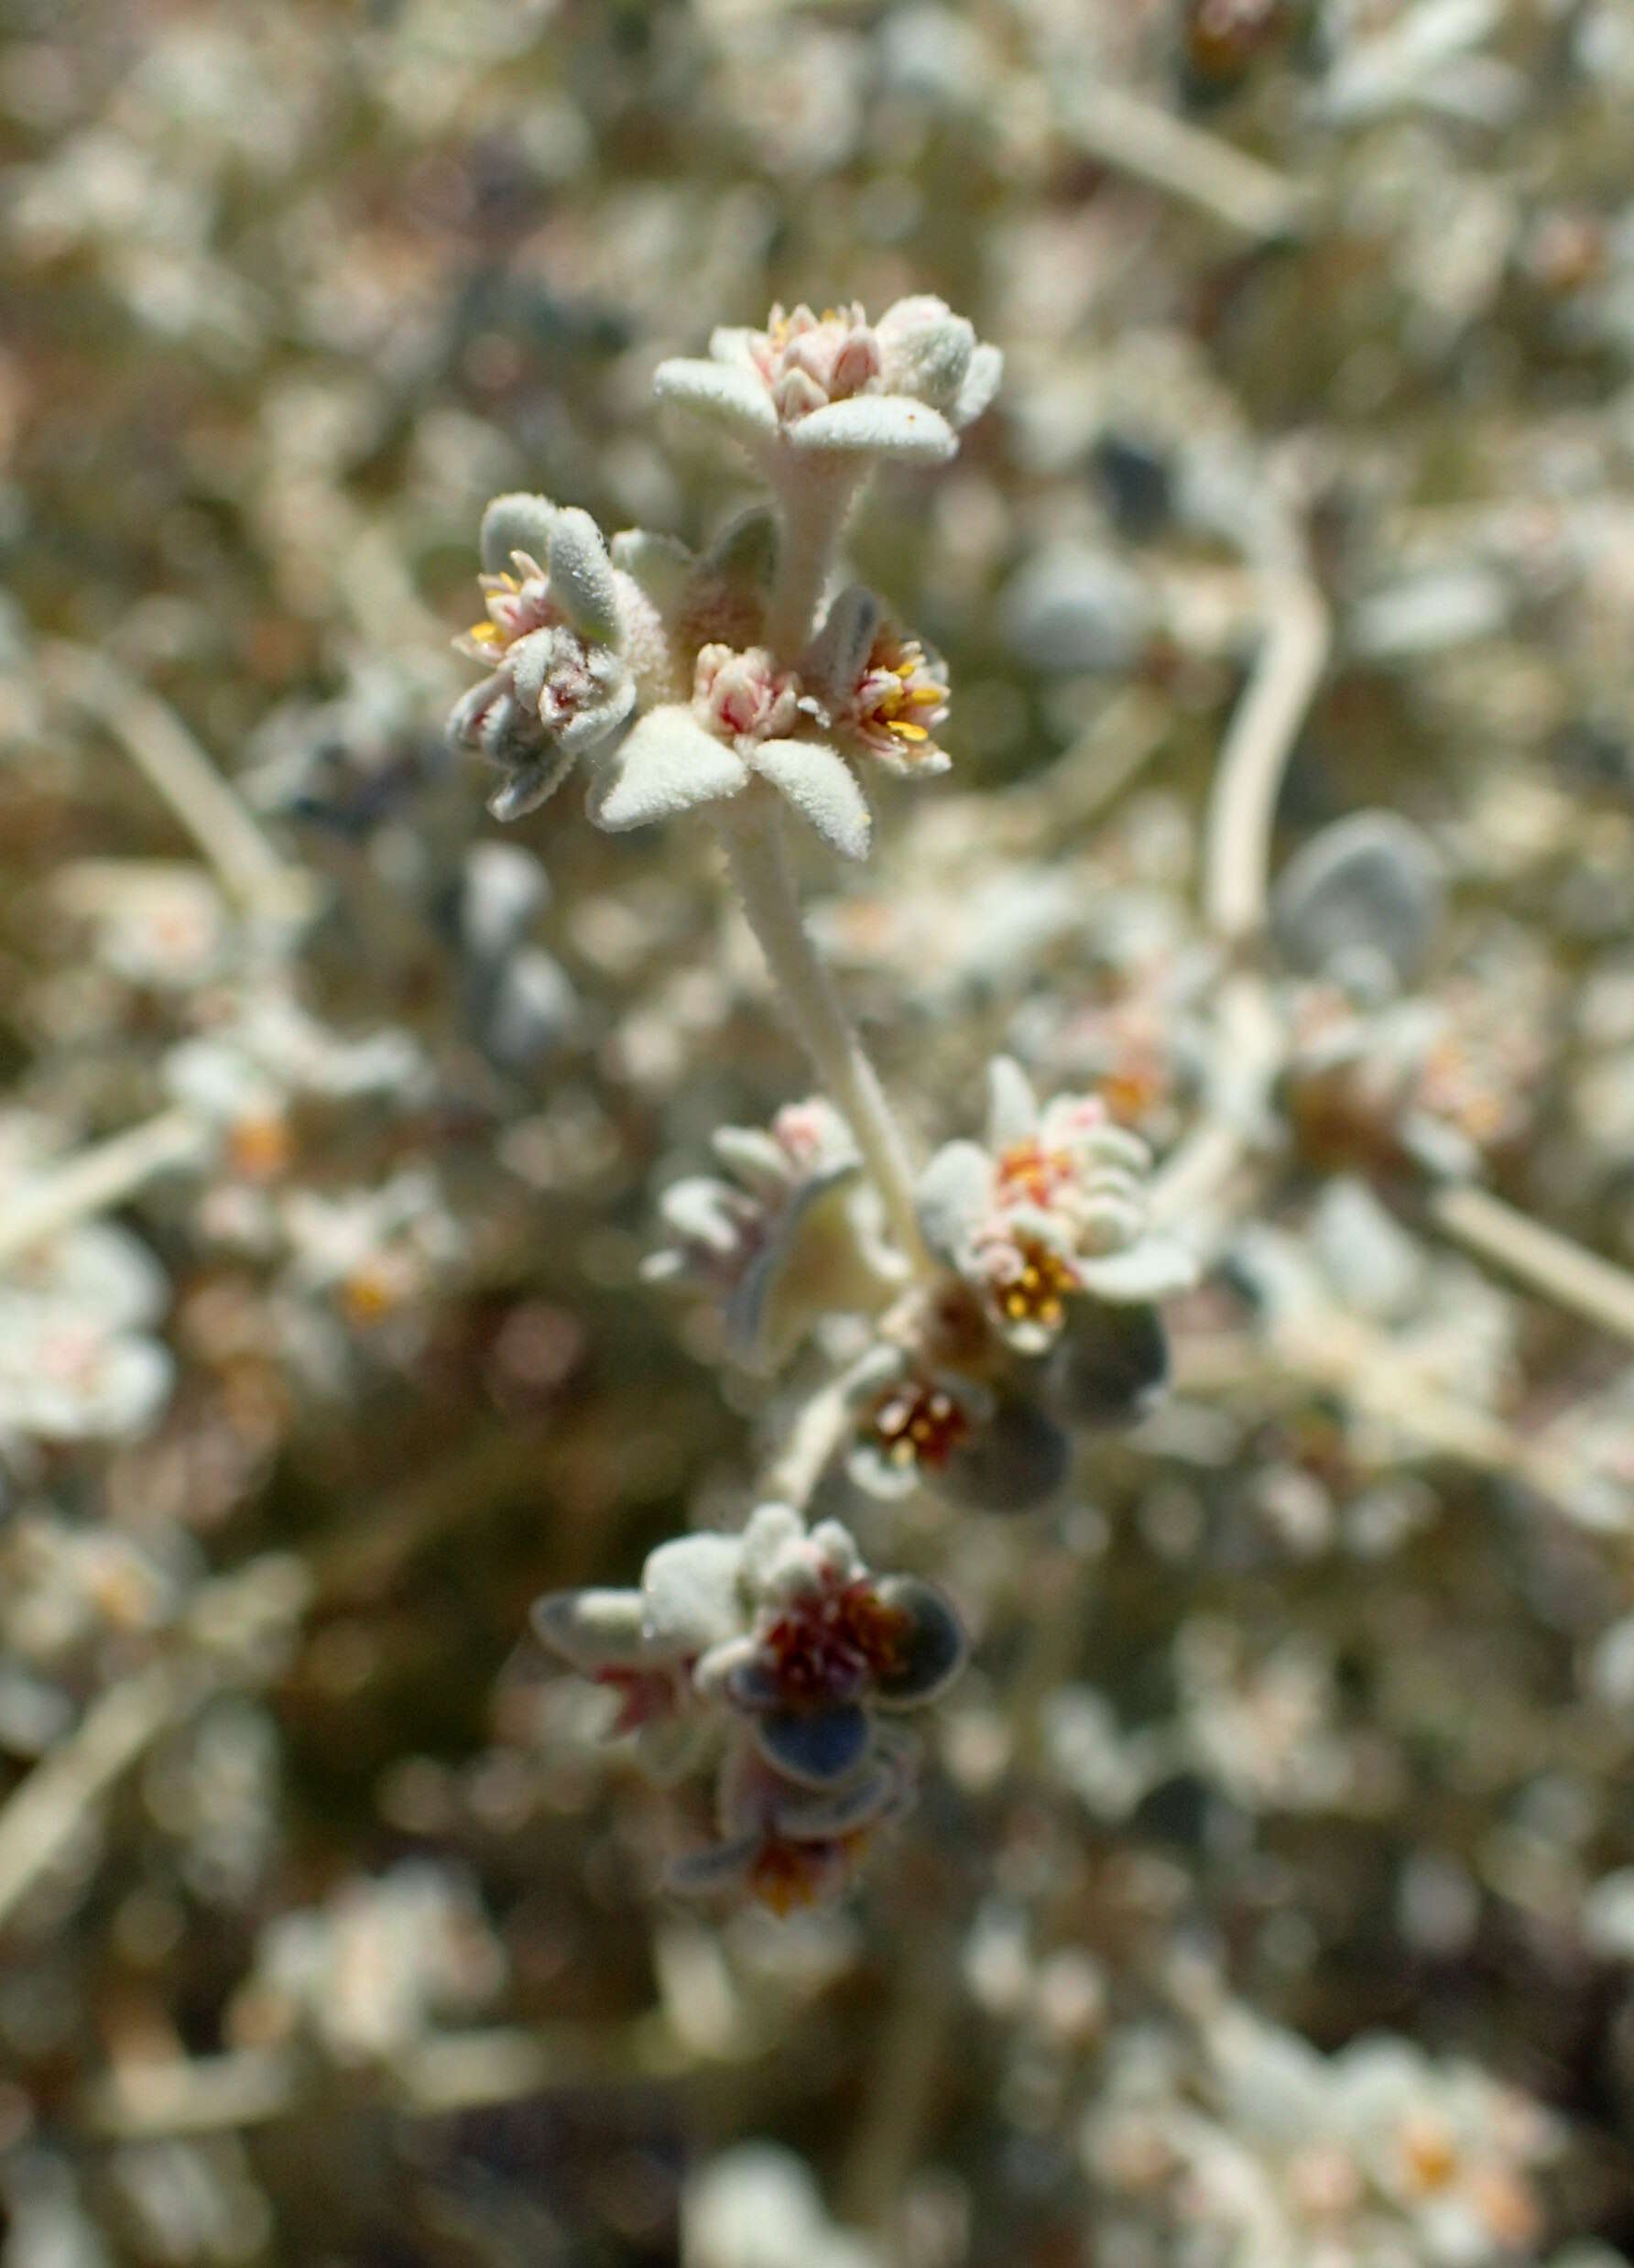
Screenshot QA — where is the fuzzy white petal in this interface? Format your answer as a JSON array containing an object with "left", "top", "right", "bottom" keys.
[
  {"left": 1075, "top": 1236, "right": 1199, "bottom": 1304},
  {"left": 953, "top": 342, "right": 1004, "bottom": 428},
  {"left": 587, "top": 706, "right": 749, "bottom": 833},
  {"left": 753, "top": 738, "right": 871, "bottom": 861},
  {"left": 915, "top": 1140, "right": 994, "bottom": 1264},
  {"left": 642, "top": 1532, "right": 748, "bottom": 1655},
  {"left": 985, "top": 1056, "right": 1039, "bottom": 1149}
]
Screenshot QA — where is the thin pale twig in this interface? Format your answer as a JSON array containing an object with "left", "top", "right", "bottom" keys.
[
  {"left": 0, "top": 1109, "right": 210, "bottom": 1270},
  {"left": 1429, "top": 1181, "right": 1634, "bottom": 1349},
  {"left": 1062, "top": 83, "right": 1317, "bottom": 242},
  {"left": 44, "top": 643, "right": 315, "bottom": 926}
]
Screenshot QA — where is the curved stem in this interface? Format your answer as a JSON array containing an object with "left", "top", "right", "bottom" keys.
[
  {"left": 717, "top": 794, "right": 932, "bottom": 1276},
  {"left": 1201, "top": 572, "right": 1330, "bottom": 946}
]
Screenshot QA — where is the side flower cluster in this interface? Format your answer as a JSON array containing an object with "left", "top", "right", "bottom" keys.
[
  {"left": 652, "top": 1057, "right": 1196, "bottom": 1516},
  {"left": 533, "top": 1504, "right": 964, "bottom": 1911}
]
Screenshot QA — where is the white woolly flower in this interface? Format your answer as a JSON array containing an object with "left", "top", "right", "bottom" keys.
[
  {"left": 278, "top": 1171, "right": 460, "bottom": 1332},
  {"left": 644, "top": 1096, "right": 905, "bottom": 1370},
  {"left": 0, "top": 1222, "right": 173, "bottom": 1445},
  {"left": 916, "top": 1056, "right": 1196, "bottom": 1355},
  {"left": 654, "top": 296, "right": 1000, "bottom": 465}
]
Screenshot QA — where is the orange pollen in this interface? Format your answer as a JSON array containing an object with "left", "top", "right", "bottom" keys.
[
  {"left": 228, "top": 1115, "right": 292, "bottom": 1182},
  {"left": 996, "top": 1140, "right": 1073, "bottom": 1205},
  {"left": 747, "top": 1839, "right": 826, "bottom": 1915},
  {"left": 1400, "top": 2121, "right": 1459, "bottom": 2196},
  {"left": 340, "top": 1270, "right": 399, "bottom": 1325},
  {"left": 998, "top": 1238, "right": 1079, "bottom": 1329},
  {"left": 871, "top": 1383, "right": 971, "bottom": 1471}
]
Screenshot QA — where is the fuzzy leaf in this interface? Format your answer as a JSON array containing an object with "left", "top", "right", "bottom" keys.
[
  {"left": 486, "top": 740, "right": 577, "bottom": 823},
  {"left": 609, "top": 529, "right": 694, "bottom": 618},
  {"left": 531, "top": 1587, "right": 647, "bottom": 1671},
  {"left": 802, "top": 584, "right": 881, "bottom": 703},
  {"left": 587, "top": 705, "right": 748, "bottom": 833},
  {"left": 548, "top": 507, "right": 621, "bottom": 645},
  {"left": 753, "top": 739, "right": 871, "bottom": 861},
  {"left": 787, "top": 394, "right": 957, "bottom": 463},
  {"left": 480, "top": 493, "right": 557, "bottom": 574},
  {"left": 653, "top": 357, "right": 778, "bottom": 439},
  {"left": 953, "top": 342, "right": 1004, "bottom": 427}
]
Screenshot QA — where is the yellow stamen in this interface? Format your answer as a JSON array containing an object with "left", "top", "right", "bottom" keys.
[
  {"left": 910, "top": 685, "right": 943, "bottom": 705},
  {"left": 466, "top": 622, "right": 505, "bottom": 646},
  {"left": 887, "top": 720, "right": 929, "bottom": 741}
]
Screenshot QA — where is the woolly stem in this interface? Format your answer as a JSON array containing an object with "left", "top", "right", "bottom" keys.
[
  {"left": 717, "top": 792, "right": 932, "bottom": 1276},
  {"left": 763, "top": 462, "right": 863, "bottom": 661}
]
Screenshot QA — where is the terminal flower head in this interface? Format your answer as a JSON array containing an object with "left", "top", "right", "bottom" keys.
[{"left": 654, "top": 295, "right": 1000, "bottom": 465}]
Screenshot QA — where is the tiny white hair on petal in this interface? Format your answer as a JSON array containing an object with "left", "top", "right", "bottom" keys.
[{"left": 753, "top": 739, "right": 872, "bottom": 860}]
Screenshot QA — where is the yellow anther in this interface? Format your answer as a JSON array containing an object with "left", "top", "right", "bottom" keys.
[{"left": 887, "top": 720, "right": 929, "bottom": 741}]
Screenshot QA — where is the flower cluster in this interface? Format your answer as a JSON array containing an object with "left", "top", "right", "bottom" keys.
[
  {"left": 916, "top": 1056, "right": 1194, "bottom": 1355},
  {"left": 0, "top": 1220, "right": 173, "bottom": 1447},
  {"left": 1087, "top": 1996, "right": 1558, "bottom": 2268},
  {"left": 447, "top": 298, "right": 984, "bottom": 853},
  {"left": 655, "top": 295, "right": 1002, "bottom": 460},
  {"left": 533, "top": 1504, "right": 964, "bottom": 1911},
  {"left": 644, "top": 1096, "right": 903, "bottom": 1371}
]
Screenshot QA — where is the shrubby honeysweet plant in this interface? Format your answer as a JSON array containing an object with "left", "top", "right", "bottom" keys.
[{"left": 448, "top": 298, "right": 1193, "bottom": 1905}]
